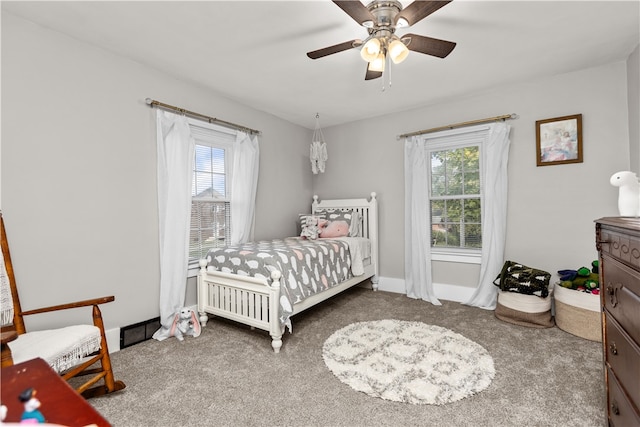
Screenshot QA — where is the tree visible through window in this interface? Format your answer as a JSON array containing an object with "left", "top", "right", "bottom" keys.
[{"left": 430, "top": 146, "right": 481, "bottom": 250}]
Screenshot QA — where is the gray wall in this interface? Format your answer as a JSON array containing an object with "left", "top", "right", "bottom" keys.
[
  {"left": 1, "top": 13, "right": 313, "bottom": 331},
  {"left": 315, "top": 59, "right": 634, "bottom": 292}
]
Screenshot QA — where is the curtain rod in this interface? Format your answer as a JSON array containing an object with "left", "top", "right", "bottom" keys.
[
  {"left": 397, "top": 113, "right": 518, "bottom": 139},
  {"left": 145, "top": 98, "right": 261, "bottom": 135}
]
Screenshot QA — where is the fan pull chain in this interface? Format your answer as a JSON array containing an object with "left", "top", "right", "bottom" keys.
[{"left": 381, "top": 54, "right": 391, "bottom": 92}]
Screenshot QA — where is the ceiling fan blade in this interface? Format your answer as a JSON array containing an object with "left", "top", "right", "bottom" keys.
[
  {"left": 365, "top": 66, "right": 382, "bottom": 80},
  {"left": 307, "top": 40, "right": 360, "bottom": 59},
  {"left": 395, "top": 1, "right": 453, "bottom": 27},
  {"left": 403, "top": 33, "right": 456, "bottom": 58},
  {"left": 333, "top": 0, "right": 375, "bottom": 26}
]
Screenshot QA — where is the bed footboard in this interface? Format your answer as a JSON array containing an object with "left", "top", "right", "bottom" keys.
[{"left": 197, "top": 259, "right": 285, "bottom": 352}]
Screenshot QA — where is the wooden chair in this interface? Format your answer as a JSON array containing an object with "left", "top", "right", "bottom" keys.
[{"left": 0, "top": 213, "right": 125, "bottom": 398}]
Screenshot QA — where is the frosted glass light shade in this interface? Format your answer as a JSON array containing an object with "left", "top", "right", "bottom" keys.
[
  {"left": 360, "top": 38, "right": 381, "bottom": 62},
  {"left": 396, "top": 17, "right": 409, "bottom": 28},
  {"left": 369, "top": 53, "right": 385, "bottom": 72},
  {"left": 389, "top": 39, "right": 409, "bottom": 64}
]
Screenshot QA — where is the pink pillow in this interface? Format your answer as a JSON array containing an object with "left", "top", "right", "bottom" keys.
[
  {"left": 319, "top": 220, "right": 350, "bottom": 238},
  {"left": 315, "top": 209, "right": 361, "bottom": 237}
]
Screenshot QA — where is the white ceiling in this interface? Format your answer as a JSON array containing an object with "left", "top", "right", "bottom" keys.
[{"left": 3, "top": 1, "right": 639, "bottom": 129}]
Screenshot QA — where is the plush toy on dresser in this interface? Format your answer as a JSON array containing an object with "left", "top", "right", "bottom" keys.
[{"left": 610, "top": 171, "right": 640, "bottom": 217}]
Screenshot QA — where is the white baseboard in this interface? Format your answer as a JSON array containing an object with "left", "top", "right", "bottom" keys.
[
  {"left": 106, "top": 328, "right": 120, "bottom": 353},
  {"left": 377, "top": 276, "right": 475, "bottom": 303},
  {"left": 433, "top": 282, "right": 475, "bottom": 303}
]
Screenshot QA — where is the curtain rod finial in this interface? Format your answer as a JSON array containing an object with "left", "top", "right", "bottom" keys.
[{"left": 145, "top": 98, "right": 153, "bottom": 105}]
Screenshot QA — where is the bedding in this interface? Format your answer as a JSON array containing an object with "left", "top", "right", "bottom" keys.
[
  {"left": 197, "top": 193, "right": 379, "bottom": 353},
  {"left": 205, "top": 237, "right": 368, "bottom": 331}
]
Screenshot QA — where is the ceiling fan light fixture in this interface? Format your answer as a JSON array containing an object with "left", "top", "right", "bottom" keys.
[
  {"left": 360, "top": 37, "right": 381, "bottom": 62},
  {"left": 368, "top": 52, "right": 385, "bottom": 72},
  {"left": 396, "top": 17, "right": 409, "bottom": 28},
  {"left": 389, "top": 38, "right": 409, "bottom": 64}
]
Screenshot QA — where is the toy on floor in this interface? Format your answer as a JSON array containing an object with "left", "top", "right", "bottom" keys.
[
  {"left": 170, "top": 308, "right": 201, "bottom": 341},
  {"left": 558, "top": 260, "right": 600, "bottom": 294}
]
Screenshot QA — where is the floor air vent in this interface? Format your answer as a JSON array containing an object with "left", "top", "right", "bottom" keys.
[{"left": 120, "top": 317, "right": 161, "bottom": 349}]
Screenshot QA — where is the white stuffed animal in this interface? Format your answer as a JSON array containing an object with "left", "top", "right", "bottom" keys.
[
  {"left": 169, "top": 308, "right": 201, "bottom": 341},
  {"left": 610, "top": 171, "right": 640, "bottom": 217}
]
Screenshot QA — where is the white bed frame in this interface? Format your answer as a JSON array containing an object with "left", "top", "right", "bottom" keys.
[{"left": 197, "top": 192, "right": 378, "bottom": 353}]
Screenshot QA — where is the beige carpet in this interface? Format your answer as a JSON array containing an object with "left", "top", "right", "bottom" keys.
[{"left": 88, "top": 285, "right": 606, "bottom": 426}]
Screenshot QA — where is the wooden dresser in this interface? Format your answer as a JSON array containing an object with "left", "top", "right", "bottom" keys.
[{"left": 595, "top": 217, "right": 640, "bottom": 426}]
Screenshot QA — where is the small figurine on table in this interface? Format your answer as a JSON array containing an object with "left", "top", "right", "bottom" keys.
[{"left": 18, "top": 388, "right": 45, "bottom": 424}]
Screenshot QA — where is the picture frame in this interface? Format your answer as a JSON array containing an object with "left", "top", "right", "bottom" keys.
[{"left": 535, "top": 114, "right": 583, "bottom": 166}]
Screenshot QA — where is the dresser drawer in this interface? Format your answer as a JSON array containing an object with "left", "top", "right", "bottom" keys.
[
  {"left": 602, "top": 256, "right": 640, "bottom": 343},
  {"left": 607, "top": 366, "right": 640, "bottom": 427},
  {"left": 605, "top": 314, "right": 640, "bottom": 407},
  {"left": 600, "top": 225, "right": 640, "bottom": 270}
]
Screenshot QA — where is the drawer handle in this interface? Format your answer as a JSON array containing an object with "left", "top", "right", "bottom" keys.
[
  {"left": 609, "top": 342, "right": 618, "bottom": 355},
  {"left": 596, "top": 240, "right": 610, "bottom": 251},
  {"left": 607, "top": 285, "right": 618, "bottom": 307},
  {"left": 611, "top": 401, "right": 620, "bottom": 416}
]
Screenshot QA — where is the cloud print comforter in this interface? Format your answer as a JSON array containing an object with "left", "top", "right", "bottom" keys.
[{"left": 205, "top": 237, "right": 357, "bottom": 331}]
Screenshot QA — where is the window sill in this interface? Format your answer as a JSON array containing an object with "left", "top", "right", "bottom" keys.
[{"left": 432, "top": 251, "right": 481, "bottom": 264}]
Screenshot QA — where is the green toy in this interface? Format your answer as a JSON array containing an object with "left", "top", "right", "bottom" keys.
[
  {"left": 584, "top": 280, "right": 598, "bottom": 290},
  {"left": 556, "top": 261, "right": 600, "bottom": 293}
]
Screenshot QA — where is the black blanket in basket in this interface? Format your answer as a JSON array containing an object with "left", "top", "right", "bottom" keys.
[{"left": 493, "top": 260, "right": 551, "bottom": 298}]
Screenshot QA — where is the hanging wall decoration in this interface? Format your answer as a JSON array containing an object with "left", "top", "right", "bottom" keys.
[
  {"left": 311, "top": 113, "right": 328, "bottom": 174},
  {"left": 535, "top": 114, "right": 583, "bottom": 166}
]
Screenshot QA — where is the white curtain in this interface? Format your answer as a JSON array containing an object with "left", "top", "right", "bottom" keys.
[
  {"left": 153, "top": 110, "right": 195, "bottom": 341},
  {"left": 465, "top": 122, "right": 511, "bottom": 309},
  {"left": 404, "top": 136, "right": 441, "bottom": 305},
  {"left": 230, "top": 132, "right": 259, "bottom": 245}
]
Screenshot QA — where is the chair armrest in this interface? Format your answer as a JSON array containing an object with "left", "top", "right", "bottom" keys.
[
  {"left": 1, "top": 327, "right": 18, "bottom": 344},
  {"left": 20, "top": 296, "right": 115, "bottom": 316}
]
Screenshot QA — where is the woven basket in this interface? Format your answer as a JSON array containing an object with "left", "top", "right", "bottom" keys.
[
  {"left": 495, "top": 290, "right": 554, "bottom": 328},
  {"left": 554, "top": 284, "right": 602, "bottom": 342}
]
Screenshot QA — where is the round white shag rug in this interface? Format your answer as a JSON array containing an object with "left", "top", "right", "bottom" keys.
[{"left": 322, "top": 319, "right": 495, "bottom": 405}]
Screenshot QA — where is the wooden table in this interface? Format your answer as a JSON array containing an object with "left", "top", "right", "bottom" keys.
[{"left": 1, "top": 358, "right": 111, "bottom": 426}]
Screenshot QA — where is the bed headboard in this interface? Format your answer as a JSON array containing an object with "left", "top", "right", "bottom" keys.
[{"left": 312, "top": 192, "right": 378, "bottom": 275}]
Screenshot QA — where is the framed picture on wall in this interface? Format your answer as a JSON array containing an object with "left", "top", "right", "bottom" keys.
[{"left": 535, "top": 114, "right": 583, "bottom": 166}]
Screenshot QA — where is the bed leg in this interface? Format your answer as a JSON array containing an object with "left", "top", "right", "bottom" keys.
[
  {"left": 371, "top": 275, "right": 379, "bottom": 291},
  {"left": 198, "top": 311, "right": 208, "bottom": 327},
  {"left": 271, "top": 335, "right": 283, "bottom": 353}
]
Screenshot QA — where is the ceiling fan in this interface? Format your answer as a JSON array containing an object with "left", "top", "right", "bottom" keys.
[{"left": 307, "top": 1, "right": 456, "bottom": 80}]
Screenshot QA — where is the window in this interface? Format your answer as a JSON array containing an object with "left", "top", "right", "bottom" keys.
[
  {"left": 188, "top": 120, "right": 235, "bottom": 263},
  {"left": 421, "top": 128, "right": 487, "bottom": 263},
  {"left": 430, "top": 145, "right": 481, "bottom": 250}
]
